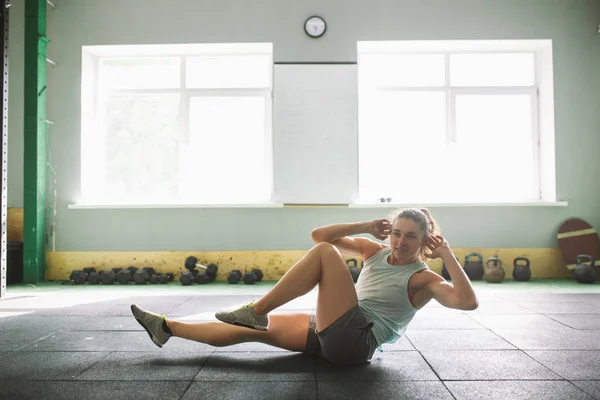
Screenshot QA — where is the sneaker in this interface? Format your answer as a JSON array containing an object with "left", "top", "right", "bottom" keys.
[
  {"left": 215, "top": 301, "right": 269, "bottom": 331},
  {"left": 131, "top": 304, "right": 172, "bottom": 348}
]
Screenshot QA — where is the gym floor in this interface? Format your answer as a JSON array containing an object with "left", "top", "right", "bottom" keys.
[{"left": 1, "top": 280, "right": 600, "bottom": 400}]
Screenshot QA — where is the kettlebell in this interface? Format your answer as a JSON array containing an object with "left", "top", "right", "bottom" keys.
[
  {"left": 346, "top": 258, "right": 360, "bottom": 283},
  {"left": 464, "top": 252, "right": 484, "bottom": 281},
  {"left": 484, "top": 255, "right": 505, "bottom": 283},
  {"left": 574, "top": 254, "right": 596, "bottom": 284},
  {"left": 512, "top": 257, "right": 531, "bottom": 282}
]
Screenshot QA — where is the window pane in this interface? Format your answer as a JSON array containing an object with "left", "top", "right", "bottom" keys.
[
  {"left": 454, "top": 94, "right": 536, "bottom": 201},
  {"left": 186, "top": 55, "right": 271, "bottom": 89},
  {"left": 100, "top": 58, "right": 181, "bottom": 90},
  {"left": 358, "top": 54, "right": 445, "bottom": 87},
  {"left": 185, "top": 96, "right": 269, "bottom": 203},
  {"left": 359, "top": 90, "right": 446, "bottom": 202},
  {"left": 102, "top": 95, "right": 181, "bottom": 202},
  {"left": 450, "top": 53, "right": 535, "bottom": 86}
]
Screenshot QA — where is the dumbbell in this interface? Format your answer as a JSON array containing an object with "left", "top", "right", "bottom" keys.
[
  {"left": 179, "top": 271, "right": 195, "bottom": 286},
  {"left": 242, "top": 271, "right": 258, "bottom": 285},
  {"left": 184, "top": 269, "right": 209, "bottom": 284},
  {"left": 133, "top": 270, "right": 150, "bottom": 285},
  {"left": 101, "top": 270, "right": 116, "bottom": 284},
  {"left": 184, "top": 256, "right": 218, "bottom": 281},
  {"left": 116, "top": 269, "right": 133, "bottom": 284},
  {"left": 69, "top": 270, "right": 87, "bottom": 284},
  {"left": 83, "top": 267, "right": 96, "bottom": 282},
  {"left": 195, "top": 273, "right": 209, "bottom": 284},
  {"left": 242, "top": 268, "right": 264, "bottom": 285},
  {"left": 87, "top": 272, "right": 102, "bottom": 285},
  {"left": 227, "top": 270, "right": 242, "bottom": 284},
  {"left": 252, "top": 269, "right": 263, "bottom": 282},
  {"left": 156, "top": 273, "right": 174, "bottom": 284},
  {"left": 143, "top": 267, "right": 156, "bottom": 276}
]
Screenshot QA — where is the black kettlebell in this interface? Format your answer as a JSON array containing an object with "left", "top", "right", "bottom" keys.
[
  {"left": 464, "top": 252, "right": 484, "bottom": 281},
  {"left": 346, "top": 258, "right": 360, "bottom": 283},
  {"left": 574, "top": 254, "right": 596, "bottom": 284},
  {"left": 512, "top": 257, "right": 531, "bottom": 282}
]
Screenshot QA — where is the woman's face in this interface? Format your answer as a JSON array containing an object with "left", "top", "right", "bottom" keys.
[{"left": 389, "top": 218, "right": 425, "bottom": 264}]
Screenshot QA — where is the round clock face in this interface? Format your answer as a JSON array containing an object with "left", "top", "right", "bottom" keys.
[{"left": 304, "top": 16, "right": 326, "bottom": 38}]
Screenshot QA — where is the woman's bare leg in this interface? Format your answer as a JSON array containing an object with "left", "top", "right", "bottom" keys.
[
  {"left": 252, "top": 242, "right": 358, "bottom": 332},
  {"left": 167, "top": 313, "right": 311, "bottom": 352}
]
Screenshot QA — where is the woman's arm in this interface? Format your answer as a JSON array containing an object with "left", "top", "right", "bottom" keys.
[
  {"left": 311, "top": 220, "right": 389, "bottom": 260},
  {"left": 422, "top": 236, "right": 479, "bottom": 310},
  {"left": 425, "top": 249, "right": 479, "bottom": 310}
]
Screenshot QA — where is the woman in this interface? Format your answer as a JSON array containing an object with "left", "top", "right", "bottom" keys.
[{"left": 131, "top": 208, "right": 479, "bottom": 366}]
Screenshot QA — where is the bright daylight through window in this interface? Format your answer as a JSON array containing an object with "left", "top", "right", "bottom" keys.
[
  {"left": 81, "top": 43, "right": 273, "bottom": 205},
  {"left": 356, "top": 40, "right": 555, "bottom": 205}
]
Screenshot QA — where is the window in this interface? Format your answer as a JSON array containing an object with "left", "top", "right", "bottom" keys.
[
  {"left": 81, "top": 43, "right": 273, "bottom": 205},
  {"left": 357, "top": 40, "right": 555, "bottom": 204}
]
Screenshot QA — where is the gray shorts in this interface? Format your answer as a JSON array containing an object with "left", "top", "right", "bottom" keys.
[{"left": 304, "top": 305, "right": 379, "bottom": 366}]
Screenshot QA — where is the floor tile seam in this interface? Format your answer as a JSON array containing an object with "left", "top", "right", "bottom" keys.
[
  {"left": 66, "top": 329, "right": 143, "bottom": 332},
  {"left": 191, "top": 379, "right": 318, "bottom": 382},
  {"left": 17, "top": 348, "right": 600, "bottom": 353},
  {"left": 419, "top": 349, "right": 523, "bottom": 352},
  {"left": 565, "top": 380, "right": 600, "bottom": 400},
  {"left": 314, "top": 378, "right": 571, "bottom": 382},
  {"left": 16, "top": 350, "right": 217, "bottom": 354},
  {"left": 72, "top": 351, "right": 115, "bottom": 379},
  {"left": 191, "top": 348, "right": 218, "bottom": 381},
  {"left": 519, "top": 349, "right": 600, "bottom": 381},
  {"left": 0, "top": 378, "right": 198, "bottom": 381},
  {"left": 435, "top": 378, "right": 571, "bottom": 381},
  {"left": 540, "top": 313, "right": 590, "bottom": 330},
  {"left": 451, "top": 317, "right": 526, "bottom": 349},
  {"left": 0, "top": 378, "right": 583, "bottom": 382},
  {"left": 415, "top": 349, "right": 443, "bottom": 382},
  {"left": 10, "top": 331, "right": 63, "bottom": 352},
  {"left": 419, "top": 348, "right": 600, "bottom": 352},
  {"left": 12, "top": 350, "right": 124, "bottom": 353},
  {"left": 497, "top": 297, "right": 600, "bottom": 310},
  {"left": 439, "top": 379, "right": 458, "bottom": 400},
  {"left": 522, "top": 349, "right": 600, "bottom": 352},
  {"left": 178, "top": 381, "right": 195, "bottom": 400}
]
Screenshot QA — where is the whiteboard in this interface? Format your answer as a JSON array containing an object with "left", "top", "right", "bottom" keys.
[{"left": 273, "top": 63, "right": 358, "bottom": 204}]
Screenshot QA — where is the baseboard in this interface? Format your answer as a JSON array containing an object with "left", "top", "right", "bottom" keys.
[{"left": 45, "top": 248, "right": 571, "bottom": 281}]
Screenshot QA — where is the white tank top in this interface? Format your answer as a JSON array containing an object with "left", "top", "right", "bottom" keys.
[{"left": 356, "top": 246, "right": 428, "bottom": 346}]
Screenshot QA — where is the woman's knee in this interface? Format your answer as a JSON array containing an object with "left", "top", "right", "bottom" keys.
[{"left": 313, "top": 242, "right": 342, "bottom": 258}]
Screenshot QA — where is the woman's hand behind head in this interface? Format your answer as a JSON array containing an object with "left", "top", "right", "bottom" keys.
[
  {"left": 423, "top": 235, "right": 451, "bottom": 259},
  {"left": 369, "top": 218, "right": 392, "bottom": 241}
]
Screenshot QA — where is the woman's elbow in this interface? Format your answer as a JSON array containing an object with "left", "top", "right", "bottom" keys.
[
  {"left": 311, "top": 229, "right": 323, "bottom": 243},
  {"left": 461, "top": 298, "right": 479, "bottom": 311}
]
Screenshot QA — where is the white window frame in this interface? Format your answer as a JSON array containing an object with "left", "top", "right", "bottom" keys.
[
  {"left": 80, "top": 44, "right": 274, "bottom": 206},
  {"left": 355, "top": 40, "right": 557, "bottom": 206}
]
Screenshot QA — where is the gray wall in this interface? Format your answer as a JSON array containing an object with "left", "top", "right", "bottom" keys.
[{"left": 7, "top": 0, "right": 600, "bottom": 251}]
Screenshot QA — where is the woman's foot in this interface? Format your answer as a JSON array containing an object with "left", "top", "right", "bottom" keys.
[
  {"left": 131, "top": 304, "right": 172, "bottom": 347},
  {"left": 215, "top": 301, "right": 269, "bottom": 331}
]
